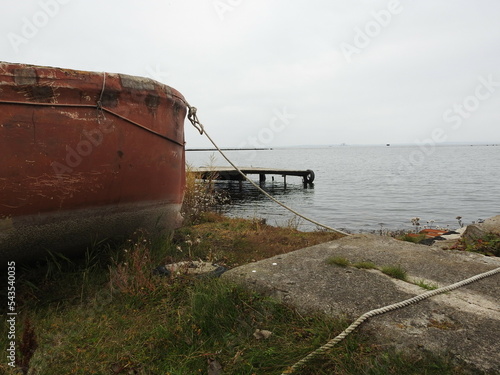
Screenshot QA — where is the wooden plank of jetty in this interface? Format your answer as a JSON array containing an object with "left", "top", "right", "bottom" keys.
[{"left": 190, "top": 166, "right": 315, "bottom": 184}]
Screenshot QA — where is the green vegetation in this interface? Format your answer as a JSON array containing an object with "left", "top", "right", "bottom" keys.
[
  {"left": 2, "top": 181, "right": 490, "bottom": 374},
  {"left": 326, "top": 256, "right": 350, "bottom": 267},
  {"left": 456, "top": 233, "right": 500, "bottom": 257},
  {"left": 415, "top": 279, "right": 439, "bottom": 291},
  {"left": 328, "top": 259, "right": 408, "bottom": 282},
  {"left": 380, "top": 265, "right": 408, "bottom": 281},
  {"left": 182, "top": 164, "right": 229, "bottom": 225},
  {"left": 399, "top": 233, "right": 427, "bottom": 243},
  {"left": 0, "top": 216, "right": 469, "bottom": 375}
]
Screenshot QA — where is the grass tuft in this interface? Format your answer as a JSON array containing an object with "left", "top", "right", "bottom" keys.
[
  {"left": 326, "top": 256, "right": 350, "bottom": 267},
  {"left": 352, "top": 261, "right": 378, "bottom": 270},
  {"left": 380, "top": 265, "right": 408, "bottom": 281},
  {"left": 109, "top": 235, "right": 158, "bottom": 296},
  {"left": 399, "top": 234, "right": 427, "bottom": 243},
  {"left": 415, "top": 279, "right": 439, "bottom": 290},
  {"left": 182, "top": 163, "right": 230, "bottom": 226}
]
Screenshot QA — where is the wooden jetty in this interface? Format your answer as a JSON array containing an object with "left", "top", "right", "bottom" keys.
[{"left": 190, "top": 167, "right": 315, "bottom": 184}]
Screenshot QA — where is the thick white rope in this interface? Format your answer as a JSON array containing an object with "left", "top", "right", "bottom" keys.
[
  {"left": 185, "top": 105, "right": 350, "bottom": 236},
  {"left": 281, "top": 266, "right": 500, "bottom": 374}
]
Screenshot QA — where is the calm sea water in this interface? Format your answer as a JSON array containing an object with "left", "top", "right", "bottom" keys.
[{"left": 186, "top": 145, "right": 500, "bottom": 232}]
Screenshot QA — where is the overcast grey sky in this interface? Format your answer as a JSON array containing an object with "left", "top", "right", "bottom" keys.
[{"left": 2, "top": 0, "right": 499, "bottom": 148}]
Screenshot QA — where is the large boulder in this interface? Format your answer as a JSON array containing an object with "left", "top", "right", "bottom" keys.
[{"left": 463, "top": 215, "right": 500, "bottom": 241}]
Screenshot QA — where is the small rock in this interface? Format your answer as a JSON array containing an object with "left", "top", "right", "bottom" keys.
[
  {"left": 154, "top": 261, "right": 227, "bottom": 278},
  {"left": 463, "top": 215, "right": 500, "bottom": 241},
  {"left": 152, "top": 265, "right": 170, "bottom": 276},
  {"left": 253, "top": 329, "right": 272, "bottom": 340},
  {"left": 207, "top": 358, "right": 223, "bottom": 375}
]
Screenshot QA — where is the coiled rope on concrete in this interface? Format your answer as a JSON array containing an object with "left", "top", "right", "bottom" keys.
[
  {"left": 280, "top": 266, "right": 500, "bottom": 374},
  {"left": 185, "top": 104, "right": 350, "bottom": 236}
]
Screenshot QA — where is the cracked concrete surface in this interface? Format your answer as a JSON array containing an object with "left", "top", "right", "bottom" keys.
[{"left": 223, "top": 234, "right": 500, "bottom": 373}]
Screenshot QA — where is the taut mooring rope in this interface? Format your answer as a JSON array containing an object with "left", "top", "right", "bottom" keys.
[{"left": 185, "top": 103, "right": 349, "bottom": 236}]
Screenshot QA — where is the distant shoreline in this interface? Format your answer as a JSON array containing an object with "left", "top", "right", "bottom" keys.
[
  {"left": 186, "top": 143, "right": 499, "bottom": 151},
  {"left": 186, "top": 148, "right": 272, "bottom": 151}
]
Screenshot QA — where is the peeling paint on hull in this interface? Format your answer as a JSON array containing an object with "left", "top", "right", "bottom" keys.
[{"left": 0, "top": 62, "right": 186, "bottom": 262}]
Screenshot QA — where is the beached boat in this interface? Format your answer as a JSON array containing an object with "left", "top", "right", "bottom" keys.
[{"left": 0, "top": 62, "right": 187, "bottom": 262}]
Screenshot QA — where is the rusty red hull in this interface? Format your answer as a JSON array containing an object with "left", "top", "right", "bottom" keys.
[{"left": 0, "top": 62, "right": 186, "bottom": 262}]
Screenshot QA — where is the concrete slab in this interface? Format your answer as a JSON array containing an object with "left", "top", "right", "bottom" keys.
[{"left": 223, "top": 234, "right": 500, "bottom": 373}]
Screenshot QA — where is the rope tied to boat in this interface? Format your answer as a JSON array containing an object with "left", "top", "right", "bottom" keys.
[
  {"left": 187, "top": 105, "right": 204, "bottom": 135},
  {"left": 96, "top": 72, "right": 107, "bottom": 123},
  {"left": 184, "top": 101, "right": 349, "bottom": 236}
]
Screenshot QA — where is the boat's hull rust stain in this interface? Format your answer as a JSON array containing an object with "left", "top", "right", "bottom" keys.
[{"left": 0, "top": 62, "right": 187, "bottom": 262}]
